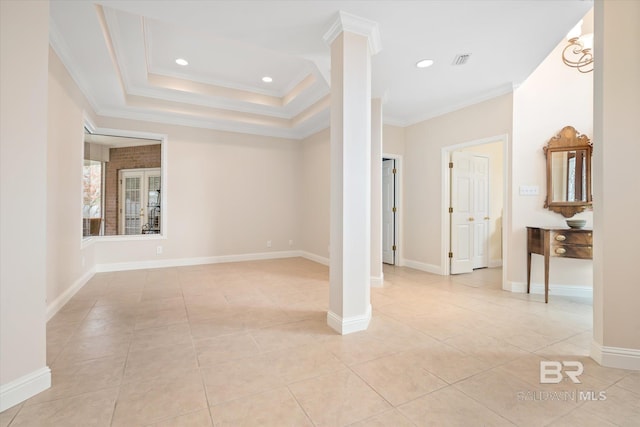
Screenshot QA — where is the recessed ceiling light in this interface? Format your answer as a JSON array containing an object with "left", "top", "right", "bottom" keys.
[
  {"left": 416, "top": 59, "right": 434, "bottom": 69},
  {"left": 262, "top": 76, "right": 273, "bottom": 83},
  {"left": 175, "top": 58, "right": 189, "bottom": 66}
]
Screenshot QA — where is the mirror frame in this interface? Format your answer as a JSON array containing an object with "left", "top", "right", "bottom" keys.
[{"left": 543, "top": 126, "right": 593, "bottom": 218}]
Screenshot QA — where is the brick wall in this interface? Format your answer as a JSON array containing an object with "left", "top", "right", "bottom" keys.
[{"left": 104, "top": 144, "right": 161, "bottom": 235}]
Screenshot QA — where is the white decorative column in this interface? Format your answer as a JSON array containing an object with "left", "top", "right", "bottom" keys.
[
  {"left": 371, "top": 98, "right": 384, "bottom": 287},
  {"left": 324, "top": 12, "right": 381, "bottom": 334}
]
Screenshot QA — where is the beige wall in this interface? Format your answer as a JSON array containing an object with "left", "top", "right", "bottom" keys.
[
  {"left": 383, "top": 124, "right": 405, "bottom": 156},
  {"left": 403, "top": 94, "right": 513, "bottom": 271},
  {"left": 300, "top": 129, "right": 331, "bottom": 262},
  {"left": 0, "top": 0, "right": 50, "bottom": 405},
  {"left": 297, "top": 124, "right": 406, "bottom": 264},
  {"left": 47, "top": 48, "right": 97, "bottom": 312},
  {"left": 593, "top": 0, "right": 640, "bottom": 359},
  {"left": 92, "top": 117, "right": 301, "bottom": 266},
  {"left": 510, "top": 12, "right": 594, "bottom": 290}
]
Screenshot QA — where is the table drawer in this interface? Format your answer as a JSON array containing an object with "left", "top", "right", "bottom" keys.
[
  {"left": 550, "top": 244, "right": 592, "bottom": 259},
  {"left": 550, "top": 230, "right": 592, "bottom": 245}
]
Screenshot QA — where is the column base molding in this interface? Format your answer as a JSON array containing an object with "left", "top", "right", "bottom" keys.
[
  {"left": 327, "top": 305, "right": 372, "bottom": 335},
  {"left": 591, "top": 340, "right": 640, "bottom": 371}
]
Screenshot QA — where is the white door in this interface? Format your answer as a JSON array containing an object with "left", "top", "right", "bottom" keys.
[
  {"left": 472, "top": 156, "right": 489, "bottom": 269},
  {"left": 382, "top": 159, "right": 396, "bottom": 264},
  {"left": 119, "top": 168, "right": 161, "bottom": 235},
  {"left": 450, "top": 152, "right": 473, "bottom": 274},
  {"left": 450, "top": 152, "right": 489, "bottom": 274}
]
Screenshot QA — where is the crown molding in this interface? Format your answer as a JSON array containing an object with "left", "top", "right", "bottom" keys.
[
  {"left": 95, "top": 101, "right": 329, "bottom": 140},
  {"left": 400, "top": 83, "right": 516, "bottom": 127},
  {"left": 323, "top": 10, "right": 382, "bottom": 55},
  {"left": 49, "top": 20, "right": 101, "bottom": 114}
]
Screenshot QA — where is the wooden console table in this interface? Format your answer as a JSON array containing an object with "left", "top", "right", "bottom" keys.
[{"left": 526, "top": 226, "right": 593, "bottom": 303}]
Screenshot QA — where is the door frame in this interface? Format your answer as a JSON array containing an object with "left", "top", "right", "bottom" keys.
[
  {"left": 382, "top": 153, "right": 403, "bottom": 266},
  {"left": 441, "top": 135, "right": 509, "bottom": 286}
]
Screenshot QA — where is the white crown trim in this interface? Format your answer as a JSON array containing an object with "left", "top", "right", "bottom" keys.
[
  {"left": 48, "top": 20, "right": 101, "bottom": 113},
  {"left": 323, "top": 11, "right": 382, "bottom": 55}
]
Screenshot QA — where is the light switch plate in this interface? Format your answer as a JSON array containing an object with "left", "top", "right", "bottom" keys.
[{"left": 519, "top": 185, "right": 539, "bottom": 196}]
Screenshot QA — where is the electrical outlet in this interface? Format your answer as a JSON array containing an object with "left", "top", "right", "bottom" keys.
[
  {"left": 519, "top": 185, "right": 539, "bottom": 196},
  {"left": 267, "top": 240, "right": 272, "bottom": 248},
  {"left": 289, "top": 240, "right": 294, "bottom": 246},
  {"left": 156, "top": 246, "right": 163, "bottom": 255}
]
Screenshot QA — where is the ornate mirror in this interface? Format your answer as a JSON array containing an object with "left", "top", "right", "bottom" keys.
[{"left": 544, "top": 126, "right": 593, "bottom": 218}]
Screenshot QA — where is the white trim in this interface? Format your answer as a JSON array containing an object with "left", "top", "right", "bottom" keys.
[
  {"left": 591, "top": 341, "right": 640, "bottom": 371},
  {"left": 46, "top": 268, "right": 96, "bottom": 321},
  {"left": 509, "top": 281, "right": 593, "bottom": 299},
  {"left": 93, "top": 106, "right": 326, "bottom": 140},
  {"left": 299, "top": 251, "right": 329, "bottom": 266},
  {"left": 323, "top": 11, "right": 382, "bottom": 55},
  {"left": 0, "top": 367, "right": 51, "bottom": 412},
  {"left": 393, "top": 83, "right": 516, "bottom": 128},
  {"left": 403, "top": 259, "right": 443, "bottom": 275},
  {"left": 371, "top": 274, "right": 384, "bottom": 288},
  {"left": 49, "top": 22, "right": 101, "bottom": 114},
  {"left": 95, "top": 250, "right": 304, "bottom": 273},
  {"left": 326, "top": 305, "right": 372, "bottom": 335}
]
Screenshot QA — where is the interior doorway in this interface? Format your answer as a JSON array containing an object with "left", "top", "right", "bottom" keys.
[{"left": 443, "top": 137, "right": 506, "bottom": 276}]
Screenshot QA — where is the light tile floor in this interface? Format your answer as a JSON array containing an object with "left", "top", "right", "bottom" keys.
[{"left": 2, "top": 258, "right": 639, "bottom": 426}]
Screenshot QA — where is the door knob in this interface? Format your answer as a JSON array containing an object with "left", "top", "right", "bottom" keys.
[{"left": 468, "top": 217, "right": 474, "bottom": 221}]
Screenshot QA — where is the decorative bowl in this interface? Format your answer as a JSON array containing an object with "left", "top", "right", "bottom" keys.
[{"left": 566, "top": 219, "right": 587, "bottom": 229}]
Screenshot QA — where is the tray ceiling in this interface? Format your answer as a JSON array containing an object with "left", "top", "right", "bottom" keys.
[{"left": 49, "top": 0, "right": 592, "bottom": 139}]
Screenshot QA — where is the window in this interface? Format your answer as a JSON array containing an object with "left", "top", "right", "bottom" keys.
[
  {"left": 82, "top": 159, "right": 104, "bottom": 236},
  {"left": 82, "top": 123, "right": 165, "bottom": 239}
]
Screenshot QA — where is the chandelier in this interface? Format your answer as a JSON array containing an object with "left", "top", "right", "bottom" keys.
[{"left": 562, "top": 19, "right": 593, "bottom": 73}]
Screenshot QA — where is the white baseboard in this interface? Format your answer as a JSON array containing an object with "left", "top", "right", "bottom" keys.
[
  {"left": 0, "top": 367, "right": 51, "bottom": 412},
  {"left": 402, "top": 258, "right": 443, "bottom": 275},
  {"left": 591, "top": 341, "right": 640, "bottom": 371},
  {"left": 299, "top": 251, "right": 329, "bottom": 266},
  {"left": 502, "top": 282, "right": 593, "bottom": 299},
  {"left": 508, "top": 281, "right": 592, "bottom": 299},
  {"left": 327, "top": 305, "right": 372, "bottom": 335},
  {"left": 371, "top": 274, "right": 384, "bottom": 288},
  {"left": 95, "top": 250, "right": 304, "bottom": 272},
  {"left": 46, "top": 268, "right": 95, "bottom": 321}
]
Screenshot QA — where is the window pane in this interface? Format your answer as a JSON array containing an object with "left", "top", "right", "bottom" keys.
[{"left": 82, "top": 160, "right": 102, "bottom": 236}]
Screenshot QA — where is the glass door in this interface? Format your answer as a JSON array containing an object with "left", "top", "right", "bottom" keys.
[{"left": 119, "top": 169, "right": 161, "bottom": 235}]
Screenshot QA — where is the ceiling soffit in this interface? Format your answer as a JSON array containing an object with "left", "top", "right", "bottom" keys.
[{"left": 54, "top": 5, "right": 333, "bottom": 139}]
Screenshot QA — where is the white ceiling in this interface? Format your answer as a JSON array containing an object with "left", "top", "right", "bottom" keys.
[{"left": 50, "top": 0, "right": 592, "bottom": 139}]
